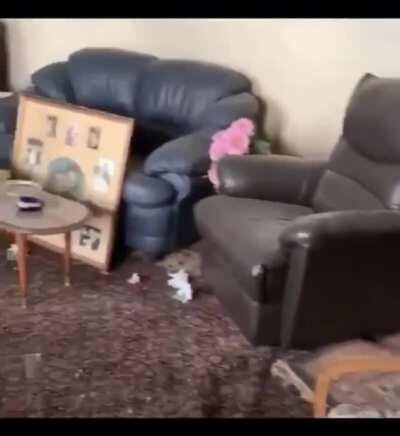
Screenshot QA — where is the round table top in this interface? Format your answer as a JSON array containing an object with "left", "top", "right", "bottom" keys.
[{"left": 0, "top": 181, "right": 90, "bottom": 235}]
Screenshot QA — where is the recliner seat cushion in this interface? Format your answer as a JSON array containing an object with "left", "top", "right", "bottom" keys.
[{"left": 195, "top": 195, "right": 312, "bottom": 303}]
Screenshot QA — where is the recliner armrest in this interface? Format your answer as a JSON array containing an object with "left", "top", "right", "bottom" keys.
[
  {"left": 279, "top": 209, "right": 400, "bottom": 348},
  {"left": 0, "top": 94, "right": 19, "bottom": 135},
  {"left": 280, "top": 210, "right": 400, "bottom": 250},
  {"left": 144, "top": 127, "right": 217, "bottom": 177},
  {"left": 218, "top": 154, "right": 326, "bottom": 206}
]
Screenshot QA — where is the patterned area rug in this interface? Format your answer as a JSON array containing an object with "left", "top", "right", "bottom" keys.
[{"left": 0, "top": 237, "right": 310, "bottom": 417}]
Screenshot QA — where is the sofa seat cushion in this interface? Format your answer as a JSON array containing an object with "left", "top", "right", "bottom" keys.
[
  {"left": 195, "top": 195, "right": 313, "bottom": 303},
  {"left": 123, "top": 171, "right": 175, "bottom": 207}
]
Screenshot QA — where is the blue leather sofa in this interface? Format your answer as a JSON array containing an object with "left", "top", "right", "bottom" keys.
[{"left": 0, "top": 48, "right": 259, "bottom": 258}]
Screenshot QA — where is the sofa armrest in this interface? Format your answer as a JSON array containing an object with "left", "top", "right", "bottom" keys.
[
  {"left": 0, "top": 132, "right": 13, "bottom": 170},
  {"left": 198, "top": 92, "right": 259, "bottom": 130},
  {"left": 280, "top": 210, "right": 400, "bottom": 250},
  {"left": 144, "top": 127, "right": 217, "bottom": 177},
  {"left": 218, "top": 154, "right": 327, "bottom": 206},
  {"left": 0, "top": 94, "right": 19, "bottom": 135}
]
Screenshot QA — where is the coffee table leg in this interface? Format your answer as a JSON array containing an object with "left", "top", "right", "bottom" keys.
[
  {"left": 15, "top": 233, "right": 28, "bottom": 297},
  {"left": 64, "top": 231, "right": 71, "bottom": 287}
]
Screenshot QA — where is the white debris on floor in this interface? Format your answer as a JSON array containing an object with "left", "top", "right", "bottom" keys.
[
  {"left": 127, "top": 272, "right": 141, "bottom": 285},
  {"left": 6, "top": 243, "right": 18, "bottom": 261},
  {"left": 167, "top": 269, "right": 193, "bottom": 304},
  {"left": 328, "top": 403, "right": 383, "bottom": 418}
]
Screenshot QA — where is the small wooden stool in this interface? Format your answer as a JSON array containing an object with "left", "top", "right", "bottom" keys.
[{"left": 313, "top": 357, "right": 400, "bottom": 417}]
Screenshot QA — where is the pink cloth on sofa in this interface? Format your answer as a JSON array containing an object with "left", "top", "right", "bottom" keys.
[{"left": 208, "top": 118, "right": 255, "bottom": 188}]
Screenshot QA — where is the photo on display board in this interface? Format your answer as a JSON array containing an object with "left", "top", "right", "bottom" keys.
[
  {"left": 45, "top": 157, "right": 85, "bottom": 201},
  {"left": 87, "top": 126, "right": 101, "bottom": 150},
  {"left": 25, "top": 137, "right": 43, "bottom": 167},
  {"left": 93, "top": 158, "right": 115, "bottom": 194},
  {"left": 46, "top": 115, "right": 58, "bottom": 138},
  {"left": 65, "top": 124, "right": 79, "bottom": 146},
  {"left": 79, "top": 225, "right": 101, "bottom": 251}
]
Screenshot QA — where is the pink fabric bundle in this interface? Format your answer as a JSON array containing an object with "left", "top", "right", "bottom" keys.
[{"left": 208, "top": 118, "right": 255, "bottom": 188}]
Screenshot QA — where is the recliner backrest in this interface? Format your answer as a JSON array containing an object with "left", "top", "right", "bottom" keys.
[{"left": 313, "top": 74, "right": 400, "bottom": 212}]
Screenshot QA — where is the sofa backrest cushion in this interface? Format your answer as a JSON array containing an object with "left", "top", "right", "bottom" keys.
[
  {"left": 31, "top": 62, "right": 75, "bottom": 102},
  {"left": 135, "top": 59, "right": 252, "bottom": 136},
  {"left": 67, "top": 48, "right": 157, "bottom": 116},
  {"left": 30, "top": 48, "right": 256, "bottom": 149},
  {"left": 313, "top": 74, "right": 400, "bottom": 212}
]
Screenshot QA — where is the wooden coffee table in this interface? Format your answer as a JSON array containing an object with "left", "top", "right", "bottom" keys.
[{"left": 0, "top": 182, "right": 90, "bottom": 297}]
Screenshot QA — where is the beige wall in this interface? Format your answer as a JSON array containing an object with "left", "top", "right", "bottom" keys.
[{"left": 4, "top": 19, "right": 400, "bottom": 158}]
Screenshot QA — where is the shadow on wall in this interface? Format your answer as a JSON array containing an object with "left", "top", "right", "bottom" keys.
[{"left": 257, "top": 95, "right": 289, "bottom": 155}]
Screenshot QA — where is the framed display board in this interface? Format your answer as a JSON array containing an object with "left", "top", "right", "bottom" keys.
[{"left": 12, "top": 94, "right": 134, "bottom": 270}]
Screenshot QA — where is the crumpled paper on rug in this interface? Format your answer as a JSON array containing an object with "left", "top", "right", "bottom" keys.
[
  {"left": 167, "top": 269, "right": 193, "bottom": 303},
  {"left": 127, "top": 273, "right": 141, "bottom": 285}
]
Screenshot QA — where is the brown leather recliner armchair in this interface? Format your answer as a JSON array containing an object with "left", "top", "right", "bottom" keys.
[{"left": 195, "top": 73, "right": 400, "bottom": 349}]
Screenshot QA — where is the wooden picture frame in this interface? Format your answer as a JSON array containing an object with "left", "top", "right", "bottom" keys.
[{"left": 12, "top": 94, "right": 134, "bottom": 271}]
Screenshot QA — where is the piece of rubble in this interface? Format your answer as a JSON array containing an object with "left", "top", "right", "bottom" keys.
[
  {"left": 270, "top": 359, "right": 314, "bottom": 403},
  {"left": 251, "top": 264, "right": 263, "bottom": 277},
  {"left": 157, "top": 249, "right": 202, "bottom": 277}
]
